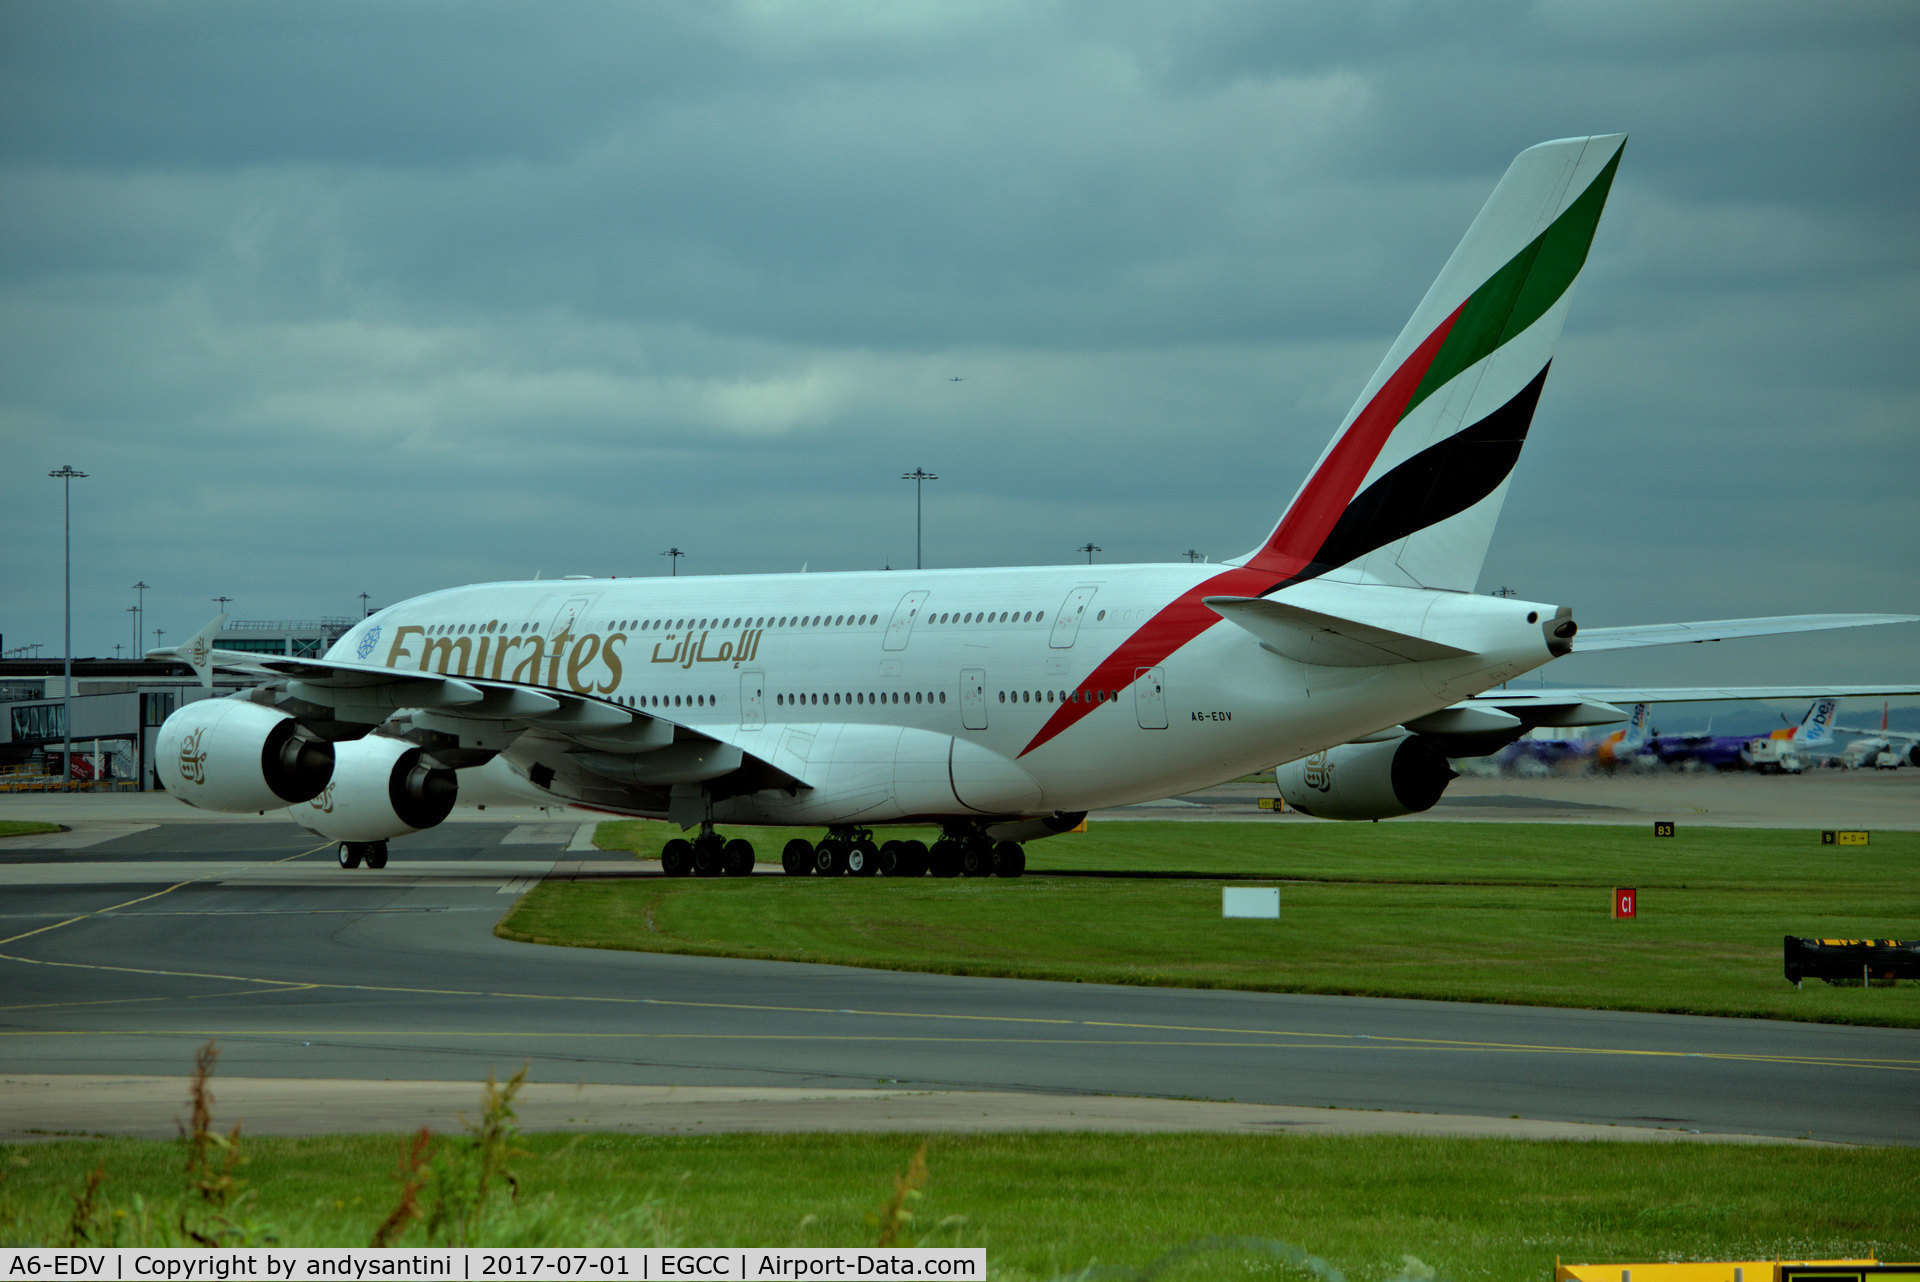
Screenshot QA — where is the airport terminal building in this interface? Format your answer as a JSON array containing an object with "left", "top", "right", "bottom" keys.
[{"left": 0, "top": 617, "right": 357, "bottom": 788}]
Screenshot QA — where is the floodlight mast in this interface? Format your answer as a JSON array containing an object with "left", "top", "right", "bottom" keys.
[
  {"left": 132, "top": 580, "right": 150, "bottom": 655},
  {"left": 49, "top": 465, "right": 87, "bottom": 785},
  {"left": 901, "top": 468, "right": 938, "bottom": 570}
]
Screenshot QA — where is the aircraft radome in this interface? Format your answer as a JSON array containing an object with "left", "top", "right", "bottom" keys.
[{"left": 153, "top": 135, "right": 1919, "bottom": 877}]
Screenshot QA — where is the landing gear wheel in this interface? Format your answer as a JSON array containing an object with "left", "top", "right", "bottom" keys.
[
  {"left": 661, "top": 838, "right": 694, "bottom": 877},
  {"left": 877, "top": 841, "right": 902, "bottom": 876},
  {"left": 781, "top": 839, "right": 815, "bottom": 876},
  {"left": 958, "top": 840, "right": 992, "bottom": 877},
  {"left": 337, "top": 842, "right": 363, "bottom": 870},
  {"left": 364, "top": 841, "right": 389, "bottom": 871},
  {"left": 692, "top": 836, "right": 724, "bottom": 877},
  {"left": 928, "top": 839, "right": 962, "bottom": 878},
  {"left": 896, "top": 840, "right": 929, "bottom": 877},
  {"left": 723, "top": 839, "right": 755, "bottom": 876},
  {"left": 814, "top": 840, "right": 848, "bottom": 876},
  {"left": 848, "top": 840, "right": 880, "bottom": 876},
  {"left": 991, "top": 841, "right": 1025, "bottom": 877}
]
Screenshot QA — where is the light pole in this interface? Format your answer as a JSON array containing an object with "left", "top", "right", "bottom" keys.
[
  {"left": 49, "top": 466, "right": 87, "bottom": 784},
  {"left": 132, "top": 580, "right": 150, "bottom": 654},
  {"left": 127, "top": 605, "right": 140, "bottom": 656},
  {"left": 660, "top": 548, "right": 684, "bottom": 576},
  {"left": 213, "top": 595, "right": 233, "bottom": 616},
  {"left": 901, "top": 468, "right": 938, "bottom": 570},
  {"left": 358, "top": 592, "right": 372, "bottom": 617},
  {"left": 1183, "top": 549, "right": 1205, "bottom": 563},
  {"left": 1079, "top": 542, "right": 1102, "bottom": 564}
]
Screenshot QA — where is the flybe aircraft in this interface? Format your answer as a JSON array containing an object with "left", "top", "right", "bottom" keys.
[{"left": 152, "top": 135, "right": 1919, "bottom": 876}]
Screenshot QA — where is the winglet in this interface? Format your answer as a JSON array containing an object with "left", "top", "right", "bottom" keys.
[{"left": 147, "top": 614, "right": 226, "bottom": 689}]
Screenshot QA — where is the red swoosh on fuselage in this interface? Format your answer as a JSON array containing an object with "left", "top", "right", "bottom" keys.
[{"left": 1017, "top": 302, "right": 1464, "bottom": 758}]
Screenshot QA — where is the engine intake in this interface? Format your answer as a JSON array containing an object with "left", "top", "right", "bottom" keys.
[
  {"left": 296, "top": 736, "right": 458, "bottom": 842},
  {"left": 1275, "top": 734, "right": 1456, "bottom": 821},
  {"left": 155, "top": 698, "right": 334, "bottom": 813}
]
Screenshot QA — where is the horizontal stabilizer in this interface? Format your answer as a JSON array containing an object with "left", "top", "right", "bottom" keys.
[
  {"left": 1572, "top": 614, "right": 1917, "bottom": 653},
  {"left": 1204, "top": 595, "right": 1471, "bottom": 667}
]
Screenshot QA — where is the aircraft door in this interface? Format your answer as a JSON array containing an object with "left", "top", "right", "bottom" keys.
[
  {"left": 884, "top": 591, "right": 930, "bottom": 652},
  {"left": 740, "top": 671, "right": 766, "bottom": 729},
  {"left": 960, "top": 668, "right": 988, "bottom": 731},
  {"left": 1049, "top": 586, "right": 1099, "bottom": 649},
  {"left": 1134, "top": 666, "right": 1168, "bottom": 729},
  {"left": 547, "top": 596, "right": 597, "bottom": 640}
]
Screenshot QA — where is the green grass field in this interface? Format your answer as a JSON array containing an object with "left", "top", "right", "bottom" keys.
[
  {"left": 0, "top": 820, "right": 58, "bottom": 838},
  {"left": 493, "top": 821, "right": 1920, "bottom": 1026},
  {"left": 5, "top": 1130, "right": 1917, "bottom": 1275}
]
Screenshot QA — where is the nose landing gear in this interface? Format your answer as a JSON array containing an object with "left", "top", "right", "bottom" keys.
[{"left": 336, "top": 841, "right": 388, "bottom": 870}]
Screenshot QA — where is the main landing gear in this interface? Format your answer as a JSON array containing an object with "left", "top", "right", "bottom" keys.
[
  {"left": 337, "top": 841, "right": 388, "bottom": 870},
  {"left": 779, "top": 826, "right": 1025, "bottom": 878},
  {"left": 659, "top": 824, "right": 755, "bottom": 877}
]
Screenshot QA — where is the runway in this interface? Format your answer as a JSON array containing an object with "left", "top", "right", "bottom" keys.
[{"left": 3, "top": 800, "right": 1916, "bottom": 1147}]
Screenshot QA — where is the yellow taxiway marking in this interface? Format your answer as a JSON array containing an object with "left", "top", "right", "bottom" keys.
[
  {"left": 0, "top": 1027, "right": 1910, "bottom": 1071},
  {"left": 0, "top": 882, "right": 193, "bottom": 947},
  {"left": 0, "top": 841, "right": 336, "bottom": 950},
  {"left": 0, "top": 950, "right": 1910, "bottom": 1071}
]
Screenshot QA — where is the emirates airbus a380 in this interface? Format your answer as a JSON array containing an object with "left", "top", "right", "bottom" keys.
[{"left": 153, "top": 135, "right": 1918, "bottom": 876}]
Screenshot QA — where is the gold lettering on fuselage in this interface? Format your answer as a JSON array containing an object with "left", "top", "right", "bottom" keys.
[
  {"left": 381, "top": 624, "right": 648, "bottom": 696},
  {"left": 648, "top": 628, "right": 762, "bottom": 671},
  {"left": 420, "top": 635, "right": 471, "bottom": 674},
  {"left": 385, "top": 625, "right": 425, "bottom": 668}
]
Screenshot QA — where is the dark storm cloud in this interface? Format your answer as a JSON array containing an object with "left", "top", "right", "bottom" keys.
[{"left": 1, "top": 0, "right": 1914, "bottom": 687}]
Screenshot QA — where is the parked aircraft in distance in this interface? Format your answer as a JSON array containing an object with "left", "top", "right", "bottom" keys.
[
  {"left": 1489, "top": 702, "right": 1652, "bottom": 774},
  {"left": 1834, "top": 702, "right": 1919, "bottom": 769},
  {"left": 1642, "top": 697, "right": 1837, "bottom": 774},
  {"left": 152, "top": 135, "right": 1920, "bottom": 873}
]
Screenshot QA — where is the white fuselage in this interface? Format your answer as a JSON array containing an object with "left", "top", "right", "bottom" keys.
[{"left": 332, "top": 563, "right": 1561, "bottom": 827}]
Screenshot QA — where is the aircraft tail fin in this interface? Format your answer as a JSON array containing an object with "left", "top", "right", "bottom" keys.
[
  {"left": 1793, "top": 697, "right": 1840, "bottom": 745},
  {"left": 1622, "top": 701, "right": 1652, "bottom": 749},
  {"left": 147, "top": 614, "right": 226, "bottom": 689},
  {"left": 1240, "top": 134, "right": 1625, "bottom": 592}
]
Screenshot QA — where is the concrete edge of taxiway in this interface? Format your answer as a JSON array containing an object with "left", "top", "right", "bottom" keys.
[{"left": 0, "top": 1078, "right": 1844, "bottom": 1147}]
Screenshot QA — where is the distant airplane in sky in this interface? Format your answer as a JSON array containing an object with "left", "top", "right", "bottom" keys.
[
  {"left": 948, "top": 376, "right": 965, "bottom": 382},
  {"left": 151, "top": 135, "right": 1920, "bottom": 872}
]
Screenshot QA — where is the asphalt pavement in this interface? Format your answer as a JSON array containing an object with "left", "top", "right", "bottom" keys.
[{"left": 3, "top": 797, "right": 1916, "bottom": 1147}]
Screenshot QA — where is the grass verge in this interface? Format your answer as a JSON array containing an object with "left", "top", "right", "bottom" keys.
[
  {"left": 6, "top": 1129, "right": 1917, "bottom": 1276},
  {"left": 0, "top": 821, "right": 59, "bottom": 838},
  {"left": 512, "top": 821, "right": 1920, "bottom": 1026}
]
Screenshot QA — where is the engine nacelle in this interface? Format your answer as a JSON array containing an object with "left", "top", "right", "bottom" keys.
[
  {"left": 296, "top": 735, "right": 458, "bottom": 842},
  {"left": 156, "top": 698, "right": 334, "bottom": 813},
  {"left": 1275, "top": 735, "right": 1455, "bottom": 821}
]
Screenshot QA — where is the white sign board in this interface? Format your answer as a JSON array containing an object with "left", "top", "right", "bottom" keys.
[{"left": 1222, "top": 887, "right": 1280, "bottom": 918}]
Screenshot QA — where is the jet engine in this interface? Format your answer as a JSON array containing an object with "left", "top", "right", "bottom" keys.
[
  {"left": 155, "top": 698, "right": 334, "bottom": 813},
  {"left": 1275, "top": 734, "right": 1456, "bottom": 821},
  {"left": 295, "top": 735, "right": 458, "bottom": 842}
]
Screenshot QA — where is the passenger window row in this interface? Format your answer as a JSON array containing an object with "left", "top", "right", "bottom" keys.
[
  {"left": 777, "top": 691, "right": 947, "bottom": 708},
  {"left": 1001, "top": 689, "right": 1113, "bottom": 705},
  {"left": 413, "top": 608, "right": 1058, "bottom": 637}
]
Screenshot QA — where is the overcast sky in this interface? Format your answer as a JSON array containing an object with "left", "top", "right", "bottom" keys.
[{"left": 3, "top": 0, "right": 1916, "bottom": 703}]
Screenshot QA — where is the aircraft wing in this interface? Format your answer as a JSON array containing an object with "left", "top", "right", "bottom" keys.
[
  {"left": 151, "top": 622, "right": 810, "bottom": 816},
  {"left": 1471, "top": 684, "right": 1920, "bottom": 729},
  {"left": 1570, "top": 613, "right": 1917, "bottom": 653}
]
